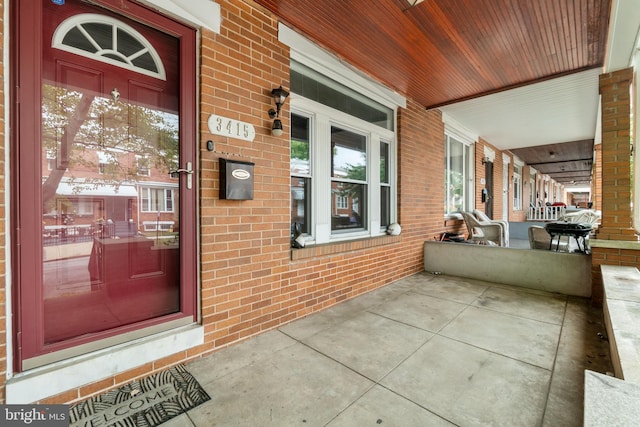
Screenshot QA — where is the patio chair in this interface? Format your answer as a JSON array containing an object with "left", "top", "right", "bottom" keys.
[
  {"left": 559, "top": 209, "right": 601, "bottom": 226},
  {"left": 460, "top": 211, "right": 504, "bottom": 246},
  {"left": 528, "top": 225, "right": 569, "bottom": 251},
  {"left": 473, "top": 209, "right": 509, "bottom": 247}
]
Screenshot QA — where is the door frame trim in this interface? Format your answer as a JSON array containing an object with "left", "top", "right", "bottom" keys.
[
  {"left": 7, "top": 323, "right": 204, "bottom": 403},
  {"left": 11, "top": 0, "right": 199, "bottom": 372}
]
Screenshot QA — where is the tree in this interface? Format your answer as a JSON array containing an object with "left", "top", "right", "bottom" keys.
[{"left": 41, "top": 84, "right": 179, "bottom": 207}]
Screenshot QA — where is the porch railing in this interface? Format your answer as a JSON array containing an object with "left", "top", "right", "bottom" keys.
[{"left": 527, "top": 205, "right": 566, "bottom": 221}]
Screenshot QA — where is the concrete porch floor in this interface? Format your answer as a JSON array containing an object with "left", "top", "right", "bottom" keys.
[{"left": 170, "top": 273, "right": 611, "bottom": 426}]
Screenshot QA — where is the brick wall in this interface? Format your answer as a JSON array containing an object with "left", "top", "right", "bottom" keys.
[
  {"left": 596, "top": 68, "right": 635, "bottom": 239},
  {"left": 592, "top": 144, "right": 602, "bottom": 211},
  {"left": 591, "top": 246, "right": 640, "bottom": 306}
]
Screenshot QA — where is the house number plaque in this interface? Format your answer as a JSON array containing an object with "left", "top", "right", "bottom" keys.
[{"left": 207, "top": 114, "right": 256, "bottom": 142}]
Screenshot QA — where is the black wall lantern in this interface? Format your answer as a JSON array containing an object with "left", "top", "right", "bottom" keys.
[{"left": 268, "top": 86, "right": 289, "bottom": 136}]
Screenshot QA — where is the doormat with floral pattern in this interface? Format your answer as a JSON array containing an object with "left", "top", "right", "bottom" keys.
[{"left": 69, "top": 364, "right": 210, "bottom": 427}]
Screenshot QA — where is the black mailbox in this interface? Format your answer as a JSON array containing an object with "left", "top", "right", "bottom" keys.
[{"left": 219, "top": 158, "right": 255, "bottom": 200}]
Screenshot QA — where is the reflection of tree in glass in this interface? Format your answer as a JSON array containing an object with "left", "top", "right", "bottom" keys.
[
  {"left": 291, "top": 139, "right": 309, "bottom": 161},
  {"left": 41, "top": 85, "right": 179, "bottom": 206},
  {"left": 447, "top": 170, "right": 464, "bottom": 212}
]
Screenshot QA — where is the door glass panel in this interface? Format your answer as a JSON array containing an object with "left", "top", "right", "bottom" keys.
[{"left": 41, "top": 73, "right": 180, "bottom": 345}]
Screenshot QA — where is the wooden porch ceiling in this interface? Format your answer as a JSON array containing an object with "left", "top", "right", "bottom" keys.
[
  {"left": 253, "top": 0, "right": 611, "bottom": 109},
  {"left": 511, "top": 140, "right": 594, "bottom": 185}
]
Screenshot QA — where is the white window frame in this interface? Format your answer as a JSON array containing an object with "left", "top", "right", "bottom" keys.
[
  {"left": 443, "top": 128, "right": 475, "bottom": 217},
  {"left": 513, "top": 161, "right": 523, "bottom": 211},
  {"left": 290, "top": 111, "right": 314, "bottom": 235},
  {"left": 52, "top": 14, "right": 167, "bottom": 80},
  {"left": 293, "top": 98, "right": 396, "bottom": 244},
  {"left": 379, "top": 139, "right": 392, "bottom": 228},
  {"left": 282, "top": 24, "right": 404, "bottom": 245},
  {"left": 140, "top": 186, "right": 174, "bottom": 213},
  {"left": 336, "top": 194, "right": 348, "bottom": 210}
]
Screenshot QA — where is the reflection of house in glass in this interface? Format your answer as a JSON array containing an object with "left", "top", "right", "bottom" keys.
[
  {"left": 42, "top": 148, "right": 179, "bottom": 248},
  {"left": 41, "top": 143, "right": 181, "bottom": 342},
  {"left": 331, "top": 165, "right": 365, "bottom": 230},
  {"left": 290, "top": 157, "right": 310, "bottom": 233},
  {"left": 331, "top": 128, "right": 367, "bottom": 231},
  {"left": 40, "top": 81, "right": 181, "bottom": 247}
]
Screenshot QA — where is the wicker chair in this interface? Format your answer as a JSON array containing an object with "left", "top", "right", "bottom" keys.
[
  {"left": 473, "top": 209, "right": 509, "bottom": 247},
  {"left": 460, "top": 211, "right": 504, "bottom": 246}
]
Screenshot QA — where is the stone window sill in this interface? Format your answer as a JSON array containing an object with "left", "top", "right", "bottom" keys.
[{"left": 291, "top": 235, "right": 401, "bottom": 261}]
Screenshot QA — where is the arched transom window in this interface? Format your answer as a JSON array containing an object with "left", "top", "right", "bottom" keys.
[{"left": 52, "top": 13, "right": 166, "bottom": 80}]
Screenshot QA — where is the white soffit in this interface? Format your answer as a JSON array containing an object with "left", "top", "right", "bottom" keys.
[
  {"left": 437, "top": 68, "right": 601, "bottom": 151},
  {"left": 605, "top": 0, "right": 640, "bottom": 71},
  {"left": 139, "top": 0, "right": 221, "bottom": 33}
]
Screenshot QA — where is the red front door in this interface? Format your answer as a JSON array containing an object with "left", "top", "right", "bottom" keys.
[{"left": 14, "top": 0, "right": 197, "bottom": 370}]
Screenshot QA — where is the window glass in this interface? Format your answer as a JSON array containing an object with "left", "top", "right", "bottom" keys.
[
  {"left": 291, "top": 115, "right": 310, "bottom": 175},
  {"left": 291, "top": 61, "right": 393, "bottom": 131},
  {"left": 331, "top": 127, "right": 367, "bottom": 232},
  {"left": 380, "top": 141, "right": 389, "bottom": 184},
  {"left": 380, "top": 141, "right": 390, "bottom": 227},
  {"left": 445, "top": 136, "right": 464, "bottom": 214},
  {"left": 53, "top": 14, "right": 166, "bottom": 79},
  {"left": 331, "top": 128, "right": 366, "bottom": 179},
  {"left": 290, "top": 114, "right": 311, "bottom": 234}
]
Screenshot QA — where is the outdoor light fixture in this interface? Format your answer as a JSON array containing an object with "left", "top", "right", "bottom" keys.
[
  {"left": 481, "top": 156, "right": 491, "bottom": 165},
  {"left": 271, "top": 118, "right": 284, "bottom": 136},
  {"left": 268, "top": 86, "right": 289, "bottom": 136}
]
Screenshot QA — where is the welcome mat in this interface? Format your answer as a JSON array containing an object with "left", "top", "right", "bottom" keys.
[{"left": 69, "top": 365, "right": 210, "bottom": 427}]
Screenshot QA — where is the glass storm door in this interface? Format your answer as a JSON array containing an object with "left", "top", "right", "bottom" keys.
[{"left": 15, "top": 0, "right": 196, "bottom": 369}]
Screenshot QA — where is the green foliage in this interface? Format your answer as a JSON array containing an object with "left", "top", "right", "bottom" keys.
[
  {"left": 41, "top": 84, "right": 179, "bottom": 204},
  {"left": 291, "top": 139, "right": 309, "bottom": 161}
]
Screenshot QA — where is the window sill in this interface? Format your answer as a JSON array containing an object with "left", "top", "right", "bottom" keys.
[
  {"left": 291, "top": 234, "right": 401, "bottom": 261},
  {"left": 444, "top": 214, "right": 464, "bottom": 226}
]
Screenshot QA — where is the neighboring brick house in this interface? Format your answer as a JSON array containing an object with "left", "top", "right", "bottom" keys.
[{"left": 0, "top": 0, "right": 633, "bottom": 405}]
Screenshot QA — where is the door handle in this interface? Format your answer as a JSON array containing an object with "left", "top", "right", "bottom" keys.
[{"left": 169, "top": 161, "right": 193, "bottom": 189}]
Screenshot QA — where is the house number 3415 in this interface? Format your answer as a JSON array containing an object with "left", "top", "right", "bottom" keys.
[{"left": 207, "top": 114, "right": 256, "bottom": 142}]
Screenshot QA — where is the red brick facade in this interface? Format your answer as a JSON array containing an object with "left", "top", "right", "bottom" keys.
[{"left": 596, "top": 68, "right": 635, "bottom": 240}]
